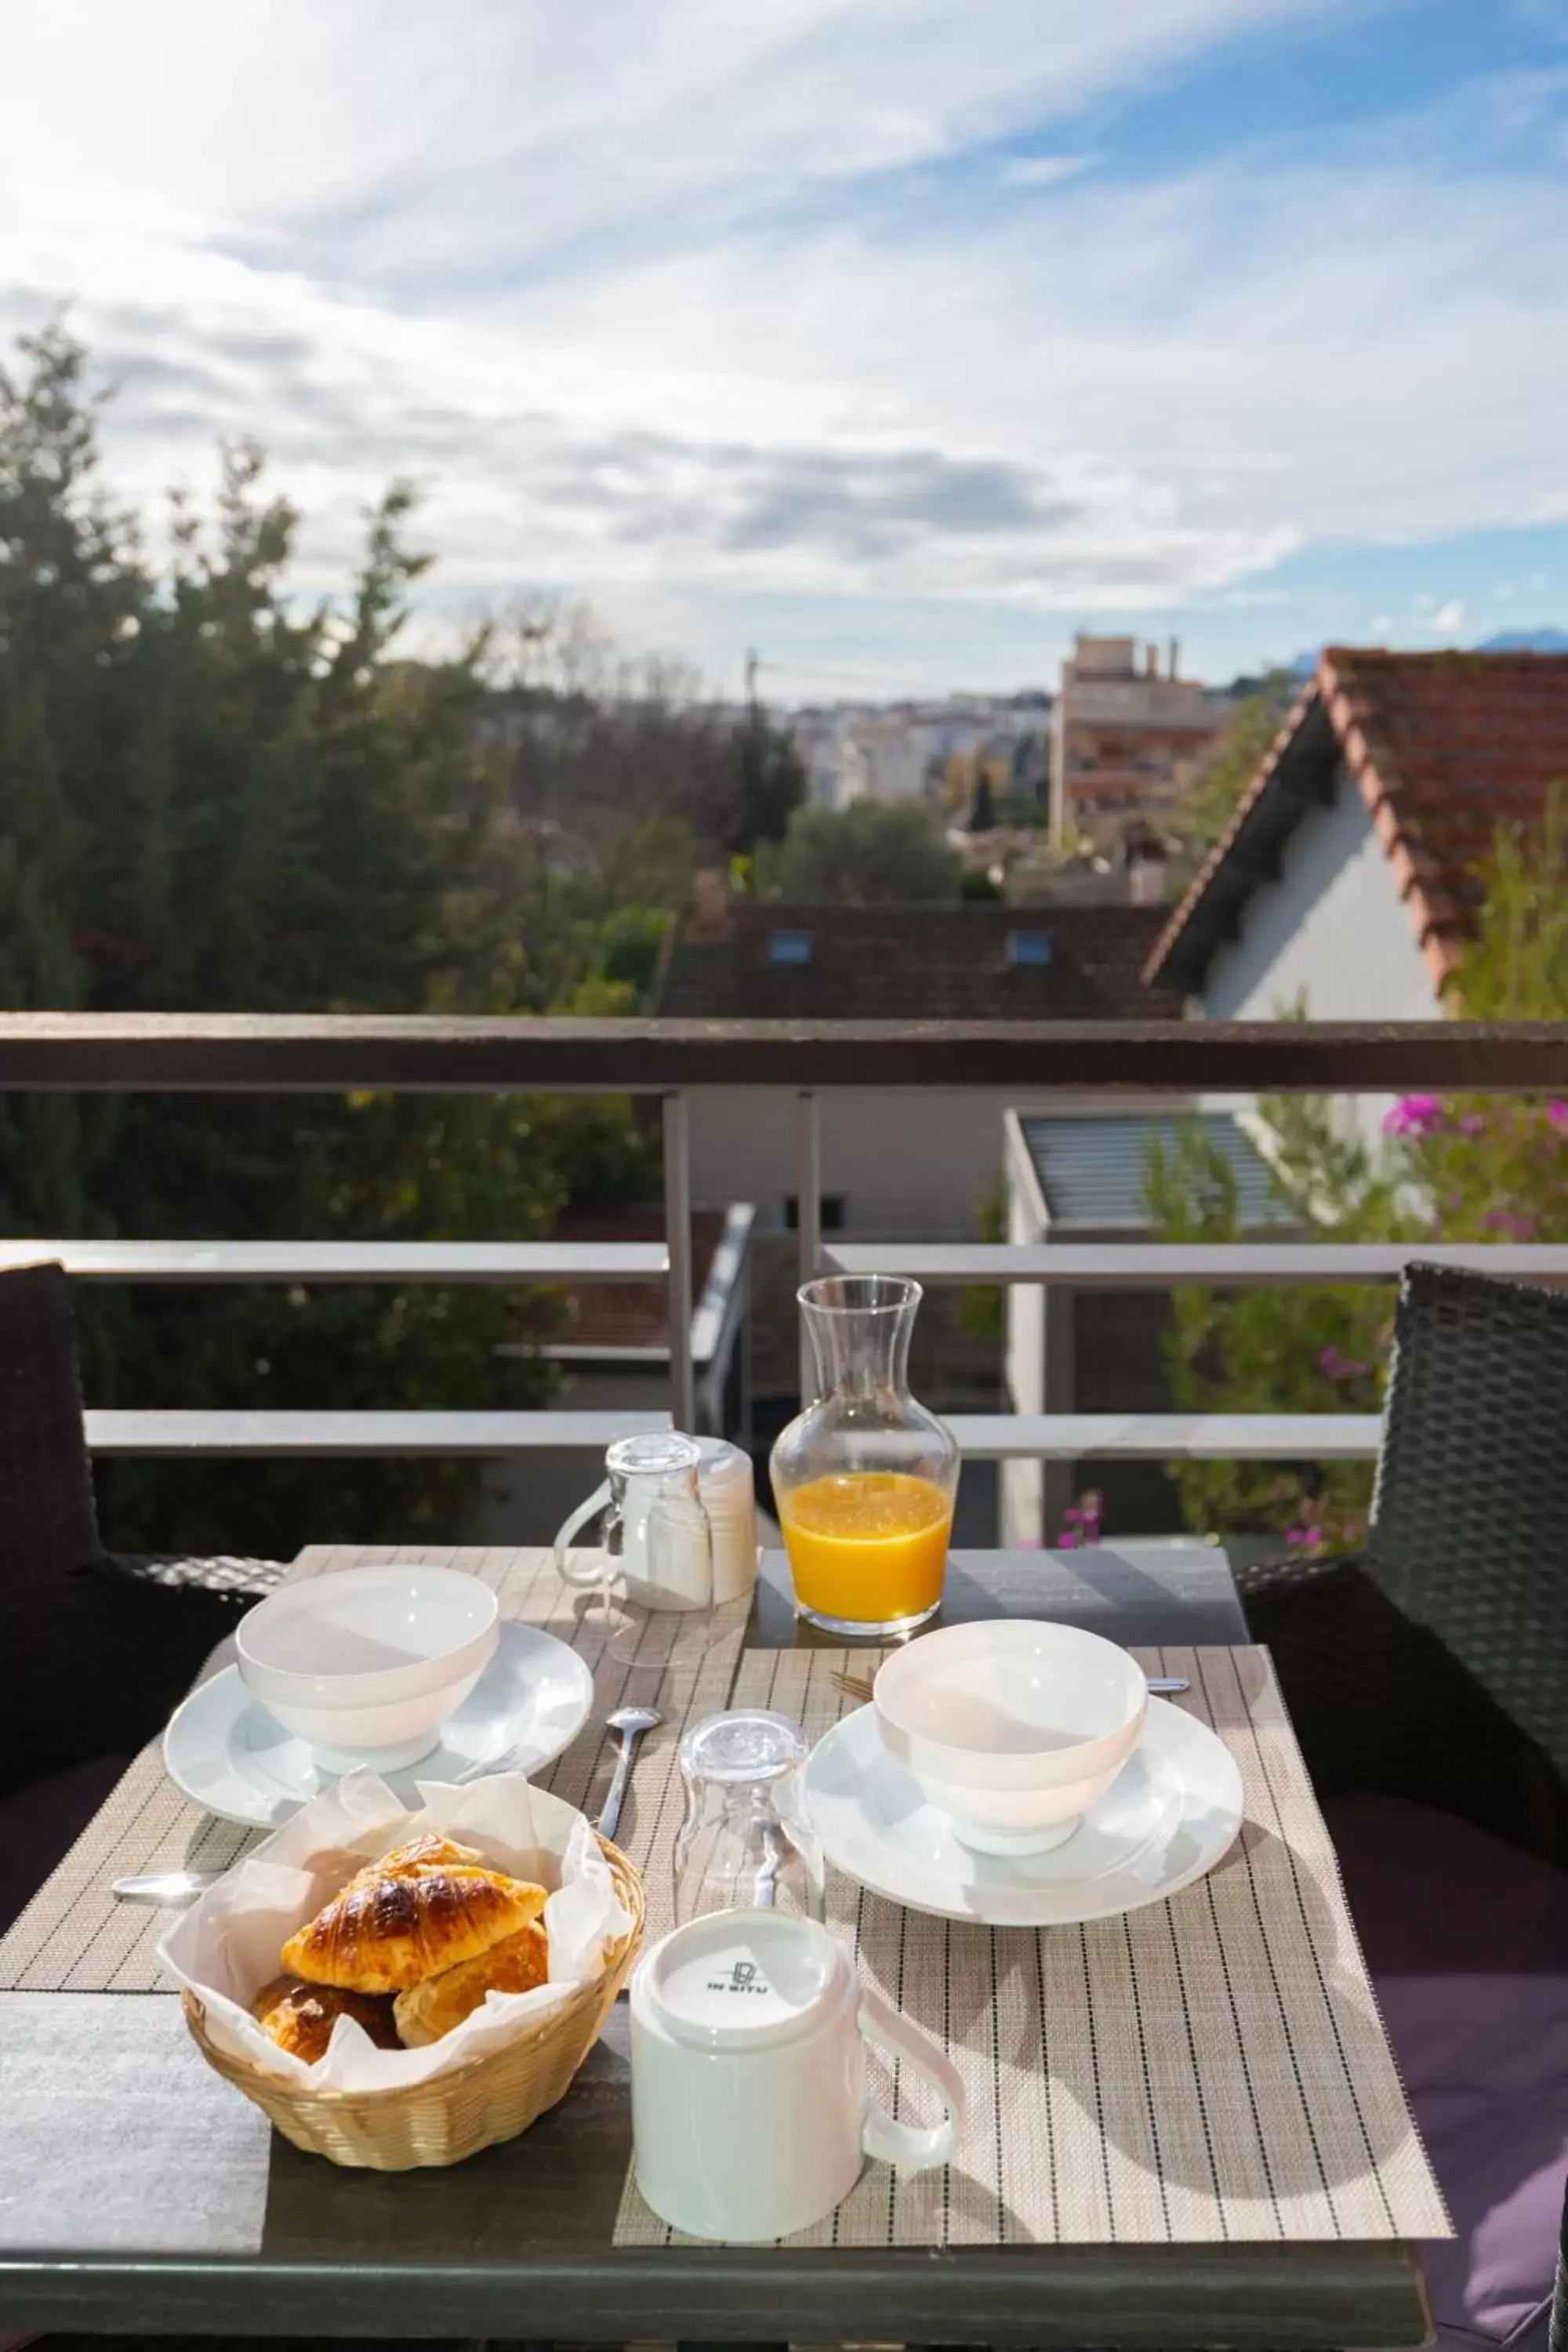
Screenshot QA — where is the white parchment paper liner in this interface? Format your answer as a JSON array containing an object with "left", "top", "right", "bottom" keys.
[{"left": 159, "top": 1769, "right": 632, "bottom": 2091}]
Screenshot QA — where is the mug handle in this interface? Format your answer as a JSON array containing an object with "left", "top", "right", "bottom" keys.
[
  {"left": 553, "top": 1480, "right": 613, "bottom": 1589},
  {"left": 857, "top": 1984, "right": 965, "bottom": 2171}
]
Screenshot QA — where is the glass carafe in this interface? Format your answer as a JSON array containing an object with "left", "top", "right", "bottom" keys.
[{"left": 770, "top": 1275, "right": 960, "bottom": 1637}]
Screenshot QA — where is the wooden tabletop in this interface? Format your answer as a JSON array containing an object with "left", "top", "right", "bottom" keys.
[{"left": 0, "top": 1544, "right": 1431, "bottom": 2349}]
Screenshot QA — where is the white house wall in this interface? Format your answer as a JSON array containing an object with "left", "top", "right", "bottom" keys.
[
  {"left": 684, "top": 1087, "right": 1021, "bottom": 1237},
  {"left": 684, "top": 1087, "right": 1191, "bottom": 1239},
  {"left": 1201, "top": 760, "right": 1441, "bottom": 1142}
]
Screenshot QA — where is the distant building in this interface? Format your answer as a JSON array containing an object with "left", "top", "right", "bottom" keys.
[
  {"left": 1005, "top": 817, "right": 1172, "bottom": 907},
  {"left": 1049, "top": 634, "right": 1229, "bottom": 843},
  {"left": 655, "top": 895, "right": 1183, "bottom": 1238},
  {"left": 783, "top": 693, "right": 1051, "bottom": 815},
  {"left": 1144, "top": 646, "right": 1568, "bottom": 1139},
  {"left": 839, "top": 715, "right": 927, "bottom": 805}
]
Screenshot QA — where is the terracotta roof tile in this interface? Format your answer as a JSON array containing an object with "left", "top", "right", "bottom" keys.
[
  {"left": 549, "top": 1206, "right": 729, "bottom": 1357},
  {"left": 656, "top": 902, "right": 1185, "bottom": 1023},
  {"left": 1319, "top": 648, "right": 1568, "bottom": 979},
  {"left": 1145, "top": 648, "right": 1568, "bottom": 994}
]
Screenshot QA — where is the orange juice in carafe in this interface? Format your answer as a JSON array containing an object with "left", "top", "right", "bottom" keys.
[
  {"left": 771, "top": 1274, "right": 960, "bottom": 1635},
  {"left": 779, "top": 1471, "right": 953, "bottom": 1630}
]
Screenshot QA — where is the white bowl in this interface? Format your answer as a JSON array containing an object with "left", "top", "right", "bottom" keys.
[
  {"left": 873, "top": 1621, "right": 1147, "bottom": 1856},
  {"left": 235, "top": 1567, "right": 500, "bottom": 1769}
]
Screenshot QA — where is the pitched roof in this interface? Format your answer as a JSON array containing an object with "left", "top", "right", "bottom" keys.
[
  {"left": 1020, "top": 1112, "right": 1276, "bottom": 1229},
  {"left": 656, "top": 901, "right": 1185, "bottom": 1022},
  {"left": 1146, "top": 648, "right": 1568, "bottom": 995}
]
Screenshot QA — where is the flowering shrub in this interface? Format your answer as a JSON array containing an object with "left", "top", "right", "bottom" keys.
[
  {"left": 1146, "top": 791, "right": 1568, "bottom": 1552},
  {"left": 1055, "top": 1490, "right": 1104, "bottom": 1548}
]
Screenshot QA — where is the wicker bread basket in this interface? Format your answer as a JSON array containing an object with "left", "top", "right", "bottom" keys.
[{"left": 181, "top": 1835, "right": 644, "bottom": 2169}]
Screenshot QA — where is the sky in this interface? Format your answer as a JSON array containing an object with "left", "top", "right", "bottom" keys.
[{"left": 1, "top": 0, "right": 1566, "bottom": 702}]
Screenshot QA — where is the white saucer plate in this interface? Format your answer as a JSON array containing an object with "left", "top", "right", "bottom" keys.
[
  {"left": 163, "top": 1621, "right": 595, "bottom": 1828},
  {"left": 804, "top": 1697, "right": 1243, "bottom": 1929}
]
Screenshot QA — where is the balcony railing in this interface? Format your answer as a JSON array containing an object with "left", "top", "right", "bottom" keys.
[{"left": 2, "top": 1011, "right": 1566, "bottom": 1467}]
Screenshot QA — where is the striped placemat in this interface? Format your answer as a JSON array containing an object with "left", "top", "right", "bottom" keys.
[
  {"left": 0, "top": 1544, "right": 741, "bottom": 1991},
  {"left": 613, "top": 1642, "right": 1450, "bottom": 2249}
]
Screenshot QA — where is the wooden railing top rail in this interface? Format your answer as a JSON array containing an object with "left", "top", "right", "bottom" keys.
[{"left": 0, "top": 1012, "right": 1566, "bottom": 1091}]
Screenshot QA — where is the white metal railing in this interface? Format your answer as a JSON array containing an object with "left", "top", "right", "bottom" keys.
[
  {"left": 828, "top": 1240, "right": 1568, "bottom": 1290},
  {"left": 1, "top": 1012, "right": 1565, "bottom": 1468},
  {"left": 24, "top": 1211, "right": 1568, "bottom": 1465},
  {"left": 80, "top": 1408, "right": 1382, "bottom": 1461},
  {"left": 0, "top": 1240, "right": 667, "bottom": 1283}
]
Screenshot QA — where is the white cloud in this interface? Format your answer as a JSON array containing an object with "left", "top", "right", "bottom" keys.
[
  {"left": 1000, "top": 155, "right": 1095, "bottom": 187},
  {"left": 0, "top": 0, "right": 1561, "bottom": 647}
]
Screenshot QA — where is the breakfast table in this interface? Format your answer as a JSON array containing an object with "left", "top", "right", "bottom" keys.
[{"left": 0, "top": 1541, "right": 1441, "bottom": 2348}]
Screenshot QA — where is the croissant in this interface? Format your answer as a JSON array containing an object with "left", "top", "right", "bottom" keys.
[
  {"left": 339, "top": 1833, "right": 484, "bottom": 1892},
  {"left": 252, "top": 1972, "right": 400, "bottom": 2064},
  {"left": 281, "top": 1863, "right": 548, "bottom": 1994},
  {"left": 393, "top": 1918, "right": 550, "bottom": 2046}
]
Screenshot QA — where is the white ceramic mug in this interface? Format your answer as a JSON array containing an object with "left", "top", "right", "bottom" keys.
[
  {"left": 552, "top": 1432, "right": 713, "bottom": 1613},
  {"left": 554, "top": 1432, "right": 756, "bottom": 1613},
  {"left": 630, "top": 1908, "right": 964, "bottom": 2241}
]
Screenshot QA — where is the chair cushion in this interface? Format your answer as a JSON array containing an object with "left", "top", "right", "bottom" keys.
[
  {"left": 0, "top": 1754, "right": 129, "bottom": 1936},
  {"left": 1328, "top": 1791, "right": 1568, "bottom": 2351}
]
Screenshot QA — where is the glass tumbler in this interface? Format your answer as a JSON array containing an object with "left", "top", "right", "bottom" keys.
[{"left": 673, "top": 1709, "right": 826, "bottom": 1924}]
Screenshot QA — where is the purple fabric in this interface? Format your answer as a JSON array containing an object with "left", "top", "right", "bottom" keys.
[
  {"left": 0, "top": 1753, "right": 128, "bottom": 1935},
  {"left": 1328, "top": 1792, "right": 1568, "bottom": 2350}
]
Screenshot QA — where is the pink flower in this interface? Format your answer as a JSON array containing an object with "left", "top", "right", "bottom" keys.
[
  {"left": 1457, "top": 1113, "right": 1486, "bottom": 1138},
  {"left": 1548, "top": 1101, "right": 1568, "bottom": 1131},
  {"left": 1318, "top": 1344, "right": 1370, "bottom": 1382},
  {"left": 1057, "top": 1493, "right": 1103, "bottom": 1548},
  {"left": 1383, "top": 1094, "right": 1444, "bottom": 1137},
  {"left": 1483, "top": 1208, "right": 1538, "bottom": 1240}
]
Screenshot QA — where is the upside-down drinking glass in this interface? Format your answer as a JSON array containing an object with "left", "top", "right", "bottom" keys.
[{"left": 673, "top": 1709, "right": 825, "bottom": 1924}]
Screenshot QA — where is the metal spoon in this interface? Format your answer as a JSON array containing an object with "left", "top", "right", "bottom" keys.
[
  {"left": 597, "top": 1703, "right": 662, "bottom": 1843},
  {"left": 113, "top": 1868, "right": 223, "bottom": 1909},
  {"left": 117, "top": 1706, "right": 664, "bottom": 1904}
]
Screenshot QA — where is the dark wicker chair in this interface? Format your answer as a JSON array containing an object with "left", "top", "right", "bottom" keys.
[
  {"left": 1240, "top": 1258, "right": 1568, "bottom": 1858},
  {"left": 1240, "top": 1260, "right": 1568, "bottom": 2352},
  {"left": 0, "top": 1262, "right": 282, "bottom": 1918}
]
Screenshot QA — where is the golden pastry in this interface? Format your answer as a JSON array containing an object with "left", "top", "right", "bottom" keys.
[
  {"left": 251, "top": 1972, "right": 400, "bottom": 2064},
  {"left": 393, "top": 1918, "right": 551, "bottom": 2047},
  {"left": 361, "top": 1833, "right": 484, "bottom": 1880},
  {"left": 281, "top": 1862, "right": 548, "bottom": 1994}
]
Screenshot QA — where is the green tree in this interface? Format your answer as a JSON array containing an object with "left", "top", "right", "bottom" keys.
[
  {"left": 1171, "top": 669, "right": 1298, "bottom": 875},
  {"left": 731, "top": 718, "right": 807, "bottom": 851},
  {"left": 1143, "top": 1113, "right": 1402, "bottom": 1550},
  {"left": 0, "top": 322, "right": 141, "bottom": 1244},
  {"left": 0, "top": 324, "right": 626, "bottom": 1556},
  {"left": 969, "top": 773, "right": 996, "bottom": 833},
  {"left": 1145, "top": 789, "right": 1568, "bottom": 1549},
  {"left": 758, "top": 799, "right": 961, "bottom": 903}
]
